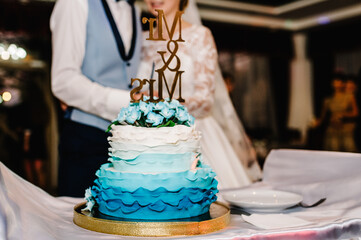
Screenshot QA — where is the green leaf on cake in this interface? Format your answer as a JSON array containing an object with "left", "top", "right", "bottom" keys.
[
  {"left": 106, "top": 121, "right": 119, "bottom": 133},
  {"left": 137, "top": 115, "right": 146, "bottom": 127},
  {"left": 157, "top": 120, "right": 176, "bottom": 128}
]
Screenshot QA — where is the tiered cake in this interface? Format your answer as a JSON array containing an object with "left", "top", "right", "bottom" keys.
[{"left": 84, "top": 99, "right": 218, "bottom": 220}]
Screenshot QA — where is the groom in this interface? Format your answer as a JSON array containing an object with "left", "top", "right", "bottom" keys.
[{"left": 50, "top": 0, "right": 142, "bottom": 197}]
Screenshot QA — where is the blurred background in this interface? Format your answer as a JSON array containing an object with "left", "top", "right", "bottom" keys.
[{"left": 1, "top": 0, "right": 360, "bottom": 194}]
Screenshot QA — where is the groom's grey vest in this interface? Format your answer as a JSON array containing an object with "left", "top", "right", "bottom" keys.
[{"left": 69, "top": 0, "right": 142, "bottom": 131}]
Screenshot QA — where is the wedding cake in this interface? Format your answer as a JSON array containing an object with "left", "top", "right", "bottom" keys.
[{"left": 84, "top": 99, "right": 219, "bottom": 220}]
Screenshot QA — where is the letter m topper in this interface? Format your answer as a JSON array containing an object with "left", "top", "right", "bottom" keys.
[{"left": 142, "top": 9, "right": 184, "bottom": 42}]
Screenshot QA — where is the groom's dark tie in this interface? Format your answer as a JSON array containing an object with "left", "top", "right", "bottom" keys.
[{"left": 115, "top": 0, "right": 135, "bottom": 4}]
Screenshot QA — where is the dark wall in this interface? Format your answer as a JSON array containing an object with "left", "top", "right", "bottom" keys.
[
  {"left": 203, "top": 20, "right": 293, "bottom": 141},
  {"left": 204, "top": 17, "right": 361, "bottom": 144},
  {"left": 0, "top": 1, "right": 54, "bottom": 61},
  {"left": 308, "top": 17, "right": 361, "bottom": 116}
]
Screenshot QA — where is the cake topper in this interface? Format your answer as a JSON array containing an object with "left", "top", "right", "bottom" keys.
[{"left": 130, "top": 9, "right": 185, "bottom": 103}]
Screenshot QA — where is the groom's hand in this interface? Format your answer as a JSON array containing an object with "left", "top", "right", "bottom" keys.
[
  {"left": 59, "top": 100, "right": 68, "bottom": 111},
  {"left": 143, "top": 90, "right": 159, "bottom": 97}
]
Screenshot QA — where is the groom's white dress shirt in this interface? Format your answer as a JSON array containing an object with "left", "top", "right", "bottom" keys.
[{"left": 50, "top": 0, "right": 134, "bottom": 121}]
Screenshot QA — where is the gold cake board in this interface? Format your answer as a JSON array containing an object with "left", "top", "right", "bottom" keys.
[{"left": 73, "top": 201, "right": 230, "bottom": 237}]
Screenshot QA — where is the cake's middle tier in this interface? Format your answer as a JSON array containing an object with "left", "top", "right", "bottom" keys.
[{"left": 108, "top": 125, "right": 201, "bottom": 173}]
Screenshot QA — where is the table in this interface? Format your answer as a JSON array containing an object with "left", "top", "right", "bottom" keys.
[{"left": 1, "top": 149, "right": 361, "bottom": 239}]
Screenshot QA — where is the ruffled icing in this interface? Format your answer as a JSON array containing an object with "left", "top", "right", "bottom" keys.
[
  {"left": 89, "top": 162, "right": 218, "bottom": 219},
  {"left": 109, "top": 152, "right": 196, "bottom": 172},
  {"left": 95, "top": 163, "right": 216, "bottom": 192},
  {"left": 109, "top": 125, "right": 201, "bottom": 147},
  {"left": 108, "top": 140, "right": 200, "bottom": 159},
  {"left": 97, "top": 199, "right": 214, "bottom": 220},
  {"left": 85, "top": 111, "right": 218, "bottom": 220},
  {"left": 91, "top": 179, "right": 218, "bottom": 220},
  {"left": 92, "top": 184, "right": 217, "bottom": 207}
]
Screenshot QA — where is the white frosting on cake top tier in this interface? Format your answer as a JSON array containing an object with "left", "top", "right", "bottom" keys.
[
  {"left": 109, "top": 125, "right": 201, "bottom": 147},
  {"left": 107, "top": 125, "right": 201, "bottom": 173}
]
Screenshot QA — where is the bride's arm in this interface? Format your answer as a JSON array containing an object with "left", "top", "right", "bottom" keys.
[{"left": 185, "top": 27, "right": 217, "bottom": 118}]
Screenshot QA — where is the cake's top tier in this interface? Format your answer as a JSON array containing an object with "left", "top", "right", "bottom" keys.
[
  {"left": 107, "top": 99, "right": 201, "bottom": 173},
  {"left": 107, "top": 98, "right": 195, "bottom": 131},
  {"left": 108, "top": 124, "right": 201, "bottom": 172},
  {"left": 110, "top": 124, "right": 200, "bottom": 146}
]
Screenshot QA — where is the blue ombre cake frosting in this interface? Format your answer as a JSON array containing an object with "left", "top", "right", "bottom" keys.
[
  {"left": 84, "top": 99, "right": 218, "bottom": 220},
  {"left": 89, "top": 162, "right": 218, "bottom": 219}
]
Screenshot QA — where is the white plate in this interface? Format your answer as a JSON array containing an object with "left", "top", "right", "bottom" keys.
[{"left": 222, "top": 189, "right": 303, "bottom": 212}]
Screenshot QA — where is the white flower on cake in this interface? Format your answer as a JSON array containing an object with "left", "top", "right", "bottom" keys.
[
  {"left": 160, "top": 107, "right": 176, "bottom": 120},
  {"left": 125, "top": 106, "right": 141, "bottom": 124},
  {"left": 139, "top": 100, "right": 154, "bottom": 116},
  {"left": 146, "top": 111, "right": 164, "bottom": 126},
  {"left": 82, "top": 187, "right": 95, "bottom": 212}
]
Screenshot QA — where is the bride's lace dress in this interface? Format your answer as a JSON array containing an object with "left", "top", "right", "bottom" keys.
[{"left": 137, "top": 24, "right": 251, "bottom": 189}]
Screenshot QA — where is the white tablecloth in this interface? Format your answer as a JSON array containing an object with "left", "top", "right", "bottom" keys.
[{"left": 1, "top": 149, "right": 361, "bottom": 239}]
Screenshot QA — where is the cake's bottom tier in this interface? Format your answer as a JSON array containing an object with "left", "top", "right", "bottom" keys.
[{"left": 90, "top": 163, "right": 218, "bottom": 220}]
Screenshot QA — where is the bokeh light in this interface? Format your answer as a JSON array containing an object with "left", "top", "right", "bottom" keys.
[
  {"left": 1, "top": 51, "right": 10, "bottom": 60},
  {"left": 2, "top": 91, "right": 12, "bottom": 102},
  {"left": 0, "top": 44, "right": 27, "bottom": 60},
  {"left": 16, "top": 47, "right": 27, "bottom": 59},
  {"left": 7, "top": 44, "right": 18, "bottom": 55},
  {"left": 0, "top": 44, "right": 5, "bottom": 54}
]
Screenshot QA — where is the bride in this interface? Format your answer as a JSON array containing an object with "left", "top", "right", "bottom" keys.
[{"left": 138, "top": 0, "right": 261, "bottom": 188}]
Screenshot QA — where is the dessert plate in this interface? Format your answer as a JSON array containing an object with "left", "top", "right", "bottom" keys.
[{"left": 223, "top": 189, "right": 303, "bottom": 212}]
